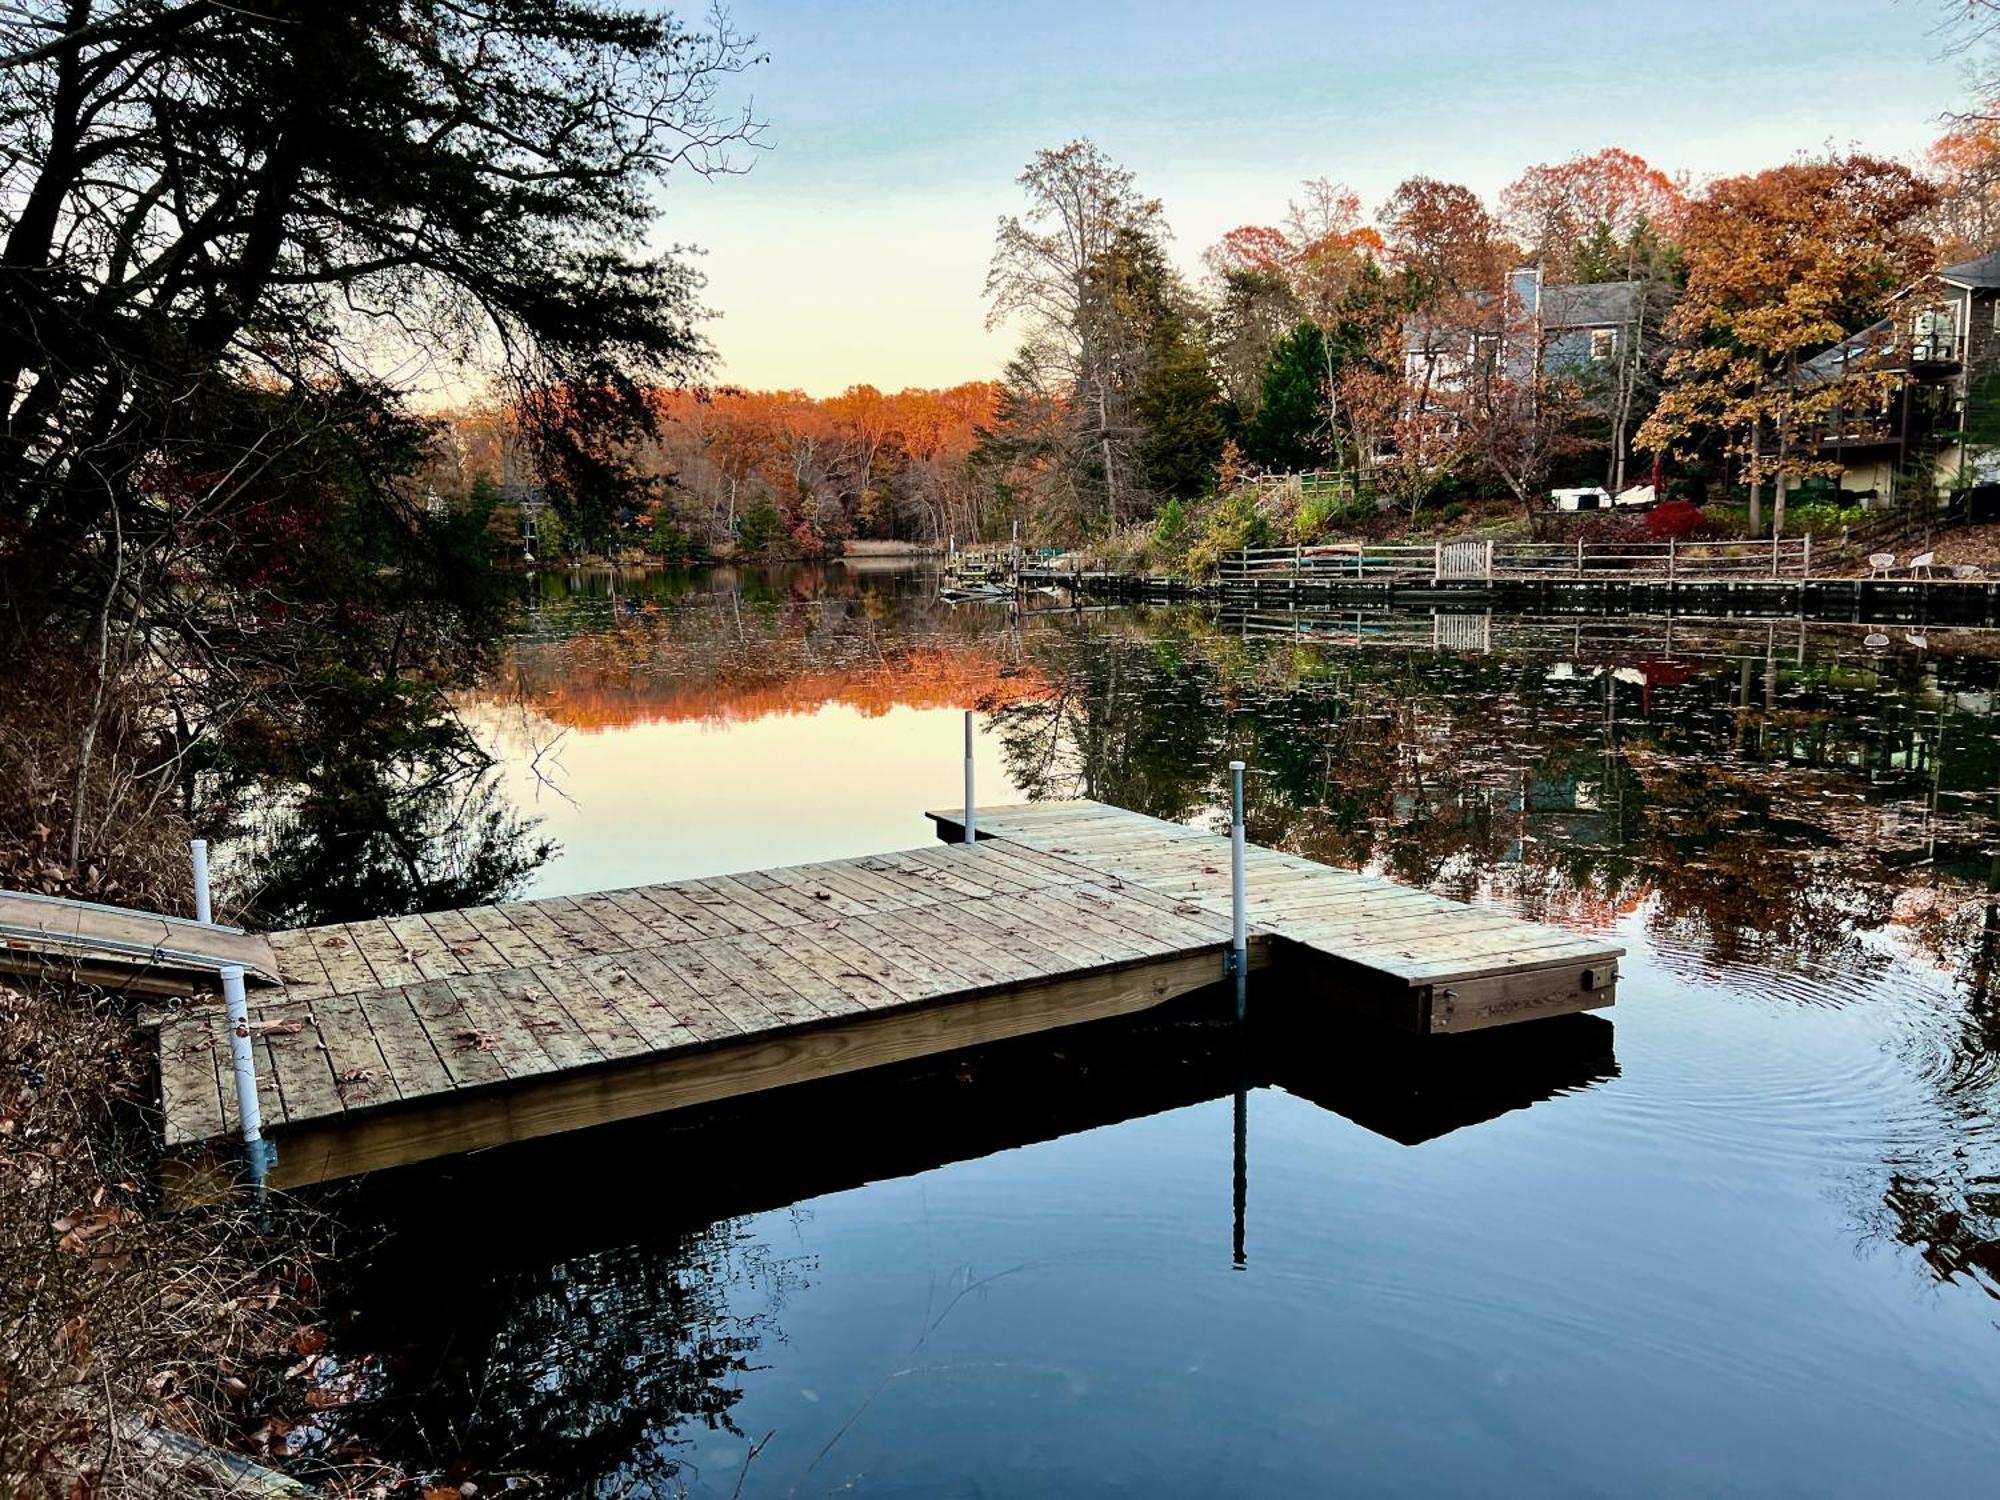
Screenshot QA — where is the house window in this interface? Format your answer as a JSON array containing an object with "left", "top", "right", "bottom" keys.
[
  {"left": 1912, "top": 305, "right": 1959, "bottom": 361},
  {"left": 1590, "top": 328, "right": 1617, "bottom": 361}
]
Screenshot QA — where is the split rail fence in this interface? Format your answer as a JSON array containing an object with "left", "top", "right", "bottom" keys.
[{"left": 1219, "top": 536, "right": 1813, "bottom": 586}]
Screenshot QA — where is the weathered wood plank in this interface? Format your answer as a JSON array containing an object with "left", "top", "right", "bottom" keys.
[
  {"left": 491, "top": 899, "right": 600, "bottom": 962},
  {"left": 158, "top": 1012, "right": 227, "bottom": 1146},
  {"left": 454, "top": 905, "right": 551, "bottom": 968},
  {"left": 361, "top": 988, "right": 457, "bottom": 1098},
  {"left": 266, "top": 931, "right": 334, "bottom": 999},
  {"left": 405, "top": 978, "right": 509, "bottom": 1089},
  {"left": 640, "top": 882, "right": 750, "bottom": 937},
  {"left": 612, "top": 949, "right": 745, "bottom": 1044},
  {"left": 697, "top": 875, "right": 807, "bottom": 932},
  {"left": 439, "top": 972, "right": 556, "bottom": 1081},
  {"left": 306, "top": 927, "right": 379, "bottom": 994},
  {"left": 380, "top": 913, "right": 470, "bottom": 982},
  {"left": 481, "top": 965, "right": 607, "bottom": 1072},
  {"left": 568, "top": 890, "right": 664, "bottom": 950},
  {"left": 341, "top": 920, "right": 429, "bottom": 990},
  {"left": 569, "top": 952, "right": 704, "bottom": 1052}
]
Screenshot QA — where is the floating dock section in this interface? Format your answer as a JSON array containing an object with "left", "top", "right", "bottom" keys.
[{"left": 152, "top": 801, "right": 1620, "bottom": 1199}]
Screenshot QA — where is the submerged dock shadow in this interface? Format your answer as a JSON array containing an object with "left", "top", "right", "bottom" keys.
[{"left": 331, "top": 984, "right": 1618, "bottom": 1257}]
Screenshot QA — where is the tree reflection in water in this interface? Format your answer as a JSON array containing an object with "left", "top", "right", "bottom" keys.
[
  {"left": 228, "top": 758, "right": 554, "bottom": 929},
  {"left": 984, "top": 607, "right": 2000, "bottom": 1304},
  {"left": 471, "top": 573, "right": 2000, "bottom": 1347}
]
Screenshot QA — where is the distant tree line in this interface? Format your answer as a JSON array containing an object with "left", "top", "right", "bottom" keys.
[{"left": 435, "top": 383, "right": 1001, "bottom": 559}]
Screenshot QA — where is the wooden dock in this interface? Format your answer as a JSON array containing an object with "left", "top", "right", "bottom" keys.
[{"left": 155, "top": 801, "right": 1620, "bottom": 1200}]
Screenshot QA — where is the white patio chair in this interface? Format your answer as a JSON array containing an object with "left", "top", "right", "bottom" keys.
[
  {"left": 1867, "top": 552, "right": 1896, "bottom": 578},
  {"left": 1910, "top": 551, "right": 1936, "bottom": 579}
]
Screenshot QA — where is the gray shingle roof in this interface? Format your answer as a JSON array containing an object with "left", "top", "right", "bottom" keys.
[
  {"left": 1540, "top": 280, "right": 1639, "bottom": 330},
  {"left": 1940, "top": 250, "right": 2000, "bottom": 289},
  {"left": 1795, "top": 316, "right": 1895, "bottom": 385},
  {"left": 1401, "top": 277, "right": 1639, "bottom": 351}
]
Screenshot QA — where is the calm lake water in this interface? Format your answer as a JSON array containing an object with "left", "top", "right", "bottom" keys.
[{"left": 312, "top": 564, "right": 2000, "bottom": 1496}]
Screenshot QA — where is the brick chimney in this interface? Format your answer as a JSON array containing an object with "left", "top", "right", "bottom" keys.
[{"left": 1508, "top": 264, "right": 1542, "bottom": 322}]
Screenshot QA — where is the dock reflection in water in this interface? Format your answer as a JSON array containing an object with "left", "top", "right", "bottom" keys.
[{"left": 328, "top": 989, "right": 1615, "bottom": 1496}]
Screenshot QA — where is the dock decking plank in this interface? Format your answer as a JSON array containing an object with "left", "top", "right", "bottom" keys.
[
  {"left": 697, "top": 875, "right": 808, "bottom": 932},
  {"left": 362, "top": 988, "right": 457, "bottom": 1098},
  {"left": 454, "top": 905, "right": 550, "bottom": 968},
  {"left": 569, "top": 952, "right": 705, "bottom": 1052},
  {"left": 405, "top": 978, "right": 509, "bottom": 1089},
  {"left": 342, "top": 920, "right": 430, "bottom": 990},
  {"left": 309, "top": 928, "right": 380, "bottom": 995},
  {"left": 612, "top": 950, "right": 745, "bottom": 1044},
  {"left": 439, "top": 972, "right": 557, "bottom": 1080},
  {"left": 158, "top": 1012, "right": 227, "bottom": 1146}
]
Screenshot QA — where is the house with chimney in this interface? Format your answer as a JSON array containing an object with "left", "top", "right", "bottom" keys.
[
  {"left": 1400, "top": 267, "right": 1646, "bottom": 493},
  {"left": 1403, "top": 267, "right": 1642, "bottom": 394}
]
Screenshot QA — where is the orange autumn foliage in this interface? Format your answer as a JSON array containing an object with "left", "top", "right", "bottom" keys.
[
  {"left": 1500, "top": 147, "right": 1685, "bottom": 279},
  {"left": 519, "top": 646, "right": 1053, "bottom": 732}
]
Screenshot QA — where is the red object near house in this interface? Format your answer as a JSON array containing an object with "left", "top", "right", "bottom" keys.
[{"left": 1645, "top": 499, "right": 1707, "bottom": 540}]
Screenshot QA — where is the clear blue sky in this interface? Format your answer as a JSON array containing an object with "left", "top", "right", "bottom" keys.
[{"left": 662, "top": 0, "right": 1969, "bottom": 393}]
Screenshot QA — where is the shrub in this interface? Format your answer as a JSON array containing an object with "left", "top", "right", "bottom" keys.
[
  {"left": 1645, "top": 499, "right": 1709, "bottom": 540},
  {"left": 1292, "top": 490, "right": 1338, "bottom": 543},
  {"left": 1782, "top": 500, "right": 1867, "bottom": 536},
  {"left": 1183, "top": 491, "right": 1273, "bottom": 579},
  {"left": 1155, "top": 496, "right": 1189, "bottom": 547}
]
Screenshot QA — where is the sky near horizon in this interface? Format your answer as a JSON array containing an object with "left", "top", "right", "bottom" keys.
[{"left": 660, "top": 0, "right": 1970, "bottom": 396}]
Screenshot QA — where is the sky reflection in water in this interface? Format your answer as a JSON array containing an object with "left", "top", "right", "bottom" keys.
[{"left": 327, "top": 564, "right": 2000, "bottom": 1497}]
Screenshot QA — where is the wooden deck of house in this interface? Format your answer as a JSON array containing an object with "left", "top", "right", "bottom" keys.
[{"left": 152, "top": 800, "right": 1620, "bottom": 1201}]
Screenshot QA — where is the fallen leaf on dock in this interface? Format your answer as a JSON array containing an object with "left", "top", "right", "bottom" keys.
[{"left": 452, "top": 1028, "right": 499, "bottom": 1053}]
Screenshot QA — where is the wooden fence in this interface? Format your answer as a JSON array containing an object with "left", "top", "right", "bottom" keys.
[{"left": 1220, "top": 535, "right": 1814, "bottom": 585}]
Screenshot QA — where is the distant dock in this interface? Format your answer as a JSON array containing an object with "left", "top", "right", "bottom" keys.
[
  {"left": 150, "top": 801, "right": 1620, "bottom": 1201},
  {"left": 956, "top": 539, "right": 2000, "bottom": 623}
]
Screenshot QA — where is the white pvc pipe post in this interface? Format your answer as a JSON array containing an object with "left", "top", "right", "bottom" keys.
[
  {"left": 1230, "top": 760, "right": 1248, "bottom": 1015},
  {"left": 220, "top": 964, "right": 269, "bottom": 1194},
  {"left": 963, "top": 710, "right": 978, "bottom": 845},
  {"left": 190, "top": 838, "right": 212, "bottom": 926}
]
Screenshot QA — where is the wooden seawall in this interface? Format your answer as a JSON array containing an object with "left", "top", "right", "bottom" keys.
[{"left": 155, "top": 801, "right": 1620, "bottom": 1200}]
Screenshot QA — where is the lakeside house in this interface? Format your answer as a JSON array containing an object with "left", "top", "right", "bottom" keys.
[
  {"left": 1400, "top": 268, "right": 1644, "bottom": 490},
  {"left": 1795, "top": 250, "right": 2000, "bottom": 505},
  {"left": 1403, "top": 267, "right": 1642, "bottom": 391}
]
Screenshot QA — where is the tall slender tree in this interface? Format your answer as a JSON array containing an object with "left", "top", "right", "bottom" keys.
[{"left": 985, "top": 140, "right": 1168, "bottom": 531}]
